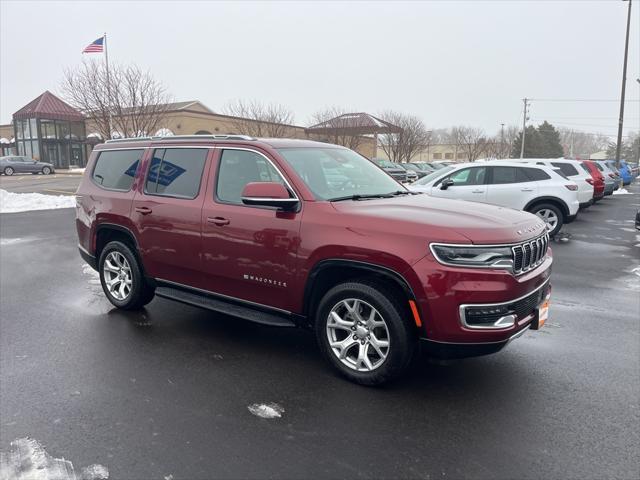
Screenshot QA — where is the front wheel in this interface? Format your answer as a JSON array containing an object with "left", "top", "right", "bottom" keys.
[
  {"left": 98, "top": 241, "right": 155, "bottom": 310},
  {"left": 529, "top": 203, "right": 564, "bottom": 237},
  {"left": 4, "top": 167, "right": 14, "bottom": 176},
  {"left": 315, "top": 281, "right": 416, "bottom": 386},
  {"left": 42, "top": 166, "right": 52, "bottom": 175}
]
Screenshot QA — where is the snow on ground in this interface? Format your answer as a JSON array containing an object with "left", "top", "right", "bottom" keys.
[
  {"left": 0, "top": 437, "right": 108, "bottom": 479},
  {"left": 247, "top": 403, "right": 284, "bottom": 419},
  {"left": 68, "top": 168, "right": 86, "bottom": 174},
  {"left": 613, "top": 188, "right": 633, "bottom": 195},
  {"left": 0, "top": 189, "right": 76, "bottom": 213}
]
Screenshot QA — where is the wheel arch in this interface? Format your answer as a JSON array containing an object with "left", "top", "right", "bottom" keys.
[
  {"left": 524, "top": 196, "right": 569, "bottom": 218},
  {"left": 302, "top": 259, "right": 417, "bottom": 327},
  {"left": 95, "top": 223, "right": 140, "bottom": 260}
]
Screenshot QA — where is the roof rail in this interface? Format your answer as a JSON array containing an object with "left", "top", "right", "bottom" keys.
[{"left": 104, "top": 134, "right": 256, "bottom": 144}]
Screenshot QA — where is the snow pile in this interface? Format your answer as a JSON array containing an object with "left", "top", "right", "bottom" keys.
[
  {"left": 0, "top": 437, "right": 108, "bottom": 479},
  {"left": 248, "top": 403, "right": 285, "bottom": 419},
  {"left": 68, "top": 168, "right": 86, "bottom": 174},
  {"left": 613, "top": 188, "right": 632, "bottom": 195},
  {"left": 0, "top": 189, "right": 76, "bottom": 213}
]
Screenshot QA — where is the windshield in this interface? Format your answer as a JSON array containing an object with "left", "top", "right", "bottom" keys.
[
  {"left": 278, "top": 148, "right": 405, "bottom": 201},
  {"left": 413, "top": 165, "right": 455, "bottom": 185}
]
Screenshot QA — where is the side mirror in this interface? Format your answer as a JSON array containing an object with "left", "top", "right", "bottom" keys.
[
  {"left": 440, "top": 179, "right": 455, "bottom": 190},
  {"left": 241, "top": 182, "right": 299, "bottom": 210}
]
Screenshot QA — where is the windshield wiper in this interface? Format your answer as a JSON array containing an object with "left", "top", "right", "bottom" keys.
[
  {"left": 388, "top": 190, "right": 411, "bottom": 196},
  {"left": 330, "top": 193, "right": 394, "bottom": 202}
]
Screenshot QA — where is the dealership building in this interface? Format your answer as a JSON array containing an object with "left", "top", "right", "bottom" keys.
[{"left": 0, "top": 91, "right": 378, "bottom": 169}]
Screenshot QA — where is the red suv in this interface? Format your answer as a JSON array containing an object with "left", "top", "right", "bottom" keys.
[
  {"left": 76, "top": 135, "right": 552, "bottom": 385},
  {"left": 581, "top": 160, "right": 605, "bottom": 202}
]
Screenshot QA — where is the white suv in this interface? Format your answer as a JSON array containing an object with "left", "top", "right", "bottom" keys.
[
  {"left": 409, "top": 161, "right": 580, "bottom": 236},
  {"left": 513, "top": 159, "right": 594, "bottom": 209}
]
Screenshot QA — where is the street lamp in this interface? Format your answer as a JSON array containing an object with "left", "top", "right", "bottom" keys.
[{"left": 615, "top": 0, "right": 633, "bottom": 167}]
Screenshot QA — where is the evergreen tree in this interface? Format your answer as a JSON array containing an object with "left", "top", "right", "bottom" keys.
[
  {"left": 510, "top": 121, "right": 564, "bottom": 158},
  {"left": 537, "top": 121, "right": 564, "bottom": 158},
  {"left": 510, "top": 126, "right": 540, "bottom": 158}
]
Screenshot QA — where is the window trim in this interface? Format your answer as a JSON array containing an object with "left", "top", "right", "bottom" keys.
[
  {"left": 213, "top": 146, "right": 300, "bottom": 208},
  {"left": 142, "top": 147, "right": 209, "bottom": 200},
  {"left": 90, "top": 148, "right": 145, "bottom": 192},
  {"left": 487, "top": 165, "right": 531, "bottom": 185}
]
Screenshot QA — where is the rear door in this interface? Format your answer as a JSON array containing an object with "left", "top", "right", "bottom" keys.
[
  {"left": 430, "top": 166, "right": 487, "bottom": 202},
  {"left": 486, "top": 166, "right": 538, "bottom": 209},
  {"left": 131, "top": 146, "right": 211, "bottom": 287}
]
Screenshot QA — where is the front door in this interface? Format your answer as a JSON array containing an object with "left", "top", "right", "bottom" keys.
[
  {"left": 131, "top": 147, "right": 211, "bottom": 287},
  {"left": 201, "top": 148, "right": 302, "bottom": 313},
  {"left": 431, "top": 166, "right": 487, "bottom": 202}
]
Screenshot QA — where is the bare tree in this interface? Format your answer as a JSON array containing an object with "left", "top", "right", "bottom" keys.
[
  {"left": 223, "top": 100, "right": 295, "bottom": 137},
  {"left": 452, "top": 126, "right": 488, "bottom": 161},
  {"left": 377, "top": 110, "right": 430, "bottom": 163},
  {"left": 558, "top": 128, "right": 611, "bottom": 158},
  {"left": 62, "top": 60, "right": 172, "bottom": 139},
  {"left": 308, "top": 107, "right": 365, "bottom": 150}
]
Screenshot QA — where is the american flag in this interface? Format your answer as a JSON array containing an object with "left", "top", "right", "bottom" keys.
[{"left": 82, "top": 36, "right": 104, "bottom": 53}]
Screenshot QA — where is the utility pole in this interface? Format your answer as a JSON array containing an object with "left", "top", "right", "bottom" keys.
[
  {"left": 615, "top": 0, "right": 632, "bottom": 167},
  {"left": 569, "top": 130, "right": 574, "bottom": 159},
  {"left": 520, "top": 98, "right": 529, "bottom": 159},
  {"left": 500, "top": 123, "right": 505, "bottom": 158}
]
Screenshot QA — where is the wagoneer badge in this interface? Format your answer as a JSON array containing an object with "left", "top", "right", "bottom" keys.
[
  {"left": 517, "top": 223, "right": 546, "bottom": 236},
  {"left": 243, "top": 274, "right": 287, "bottom": 288}
]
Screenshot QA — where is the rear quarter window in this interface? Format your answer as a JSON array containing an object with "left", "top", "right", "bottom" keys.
[
  {"left": 551, "top": 162, "right": 579, "bottom": 177},
  {"left": 523, "top": 167, "right": 551, "bottom": 181},
  {"left": 92, "top": 149, "right": 144, "bottom": 191}
]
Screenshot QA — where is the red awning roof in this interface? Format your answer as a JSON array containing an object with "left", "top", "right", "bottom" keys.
[
  {"left": 307, "top": 112, "right": 401, "bottom": 135},
  {"left": 13, "top": 91, "right": 84, "bottom": 122}
]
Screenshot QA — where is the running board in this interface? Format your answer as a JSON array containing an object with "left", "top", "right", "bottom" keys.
[{"left": 155, "top": 286, "right": 296, "bottom": 327}]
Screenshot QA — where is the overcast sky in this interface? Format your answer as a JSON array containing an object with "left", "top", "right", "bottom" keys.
[{"left": 1, "top": 0, "right": 638, "bottom": 138}]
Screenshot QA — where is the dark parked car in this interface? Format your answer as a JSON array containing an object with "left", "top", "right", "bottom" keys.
[
  {"left": 370, "top": 158, "right": 408, "bottom": 183},
  {"left": 77, "top": 135, "right": 552, "bottom": 385},
  {"left": 0, "top": 155, "right": 55, "bottom": 175},
  {"left": 402, "top": 163, "right": 428, "bottom": 179}
]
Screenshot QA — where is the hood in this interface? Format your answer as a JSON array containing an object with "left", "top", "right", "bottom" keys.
[
  {"left": 331, "top": 194, "right": 547, "bottom": 244},
  {"left": 382, "top": 166, "right": 406, "bottom": 174}
]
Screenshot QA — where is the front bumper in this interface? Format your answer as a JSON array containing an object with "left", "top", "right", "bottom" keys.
[{"left": 411, "top": 253, "right": 552, "bottom": 345}]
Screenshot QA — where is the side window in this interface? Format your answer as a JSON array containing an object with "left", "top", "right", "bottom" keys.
[
  {"left": 92, "top": 149, "right": 144, "bottom": 191},
  {"left": 523, "top": 167, "right": 551, "bottom": 181},
  {"left": 491, "top": 166, "right": 529, "bottom": 184},
  {"left": 216, "top": 150, "right": 286, "bottom": 205},
  {"left": 551, "top": 162, "right": 579, "bottom": 177},
  {"left": 447, "top": 167, "right": 486, "bottom": 186},
  {"left": 145, "top": 148, "right": 207, "bottom": 199}
]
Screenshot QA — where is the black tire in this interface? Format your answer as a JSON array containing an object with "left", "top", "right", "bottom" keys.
[
  {"left": 98, "top": 240, "right": 155, "bottom": 310},
  {"left": 528, "top": 203, "right": 564, "bottom": 237},
  {"left": 4, "top": 167, "right": 14, "bottom": 176},
  {"left": 315, "top": 280, "right": 417, "bottom": 386},
  {"left": 42, "top": 166, "right": 51, "bottom": 175}
]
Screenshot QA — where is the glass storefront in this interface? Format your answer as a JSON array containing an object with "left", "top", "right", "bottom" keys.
[{"left": 13, "top": 118, "right": 87, "bottom": 168}]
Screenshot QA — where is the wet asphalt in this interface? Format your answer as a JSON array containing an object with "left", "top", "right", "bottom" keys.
[{"left": 0, "top": 186, "right": 639, "bottom": 479}]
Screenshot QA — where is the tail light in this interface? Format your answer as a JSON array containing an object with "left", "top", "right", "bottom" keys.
[
  {"left": 565, "top": 184, "right": 578, "bottom": 191},
  {"left": 586, "top": 178, "right": 594, "bottom": 185}
]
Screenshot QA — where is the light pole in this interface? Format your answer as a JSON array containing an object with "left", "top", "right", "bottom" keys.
[{"left": 615, "top": 0, "right": 632, "bottom": 167}]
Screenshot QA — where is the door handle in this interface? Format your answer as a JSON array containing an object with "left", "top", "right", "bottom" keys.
[
  {"left": 521, "top": 188, "right": 534, "bottom": 192},
  {"left": 472, "top": 190, "right": 484, "bottom": 193},
  {"left": 207, "top": 216, "right": 230, "bottom": 226},
  {"left": 135, "top": 206, "right": 153, "bottom": 215}
]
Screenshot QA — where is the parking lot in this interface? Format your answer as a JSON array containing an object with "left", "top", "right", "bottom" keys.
[
  {"left": 0, "top": 172, "right": 81, "bottom": 196},
  {"left": 0, "top": 184, "right": 638, "bottom": 479}
]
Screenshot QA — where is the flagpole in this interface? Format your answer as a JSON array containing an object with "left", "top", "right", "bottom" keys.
[{"left": 104, "top": 32, "right": 112, "bottom": 138}]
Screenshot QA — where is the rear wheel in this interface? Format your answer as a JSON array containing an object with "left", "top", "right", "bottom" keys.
[
  {"left": 42, "top": 166, "right": 51, "bottom": 175},
  {"left": 315, "top": 280, "right": 416, "bottom": 386},
  {"left": 98, "top": 241, "right": 155, "bottom": 310},
  {"left": 529, "top": 203, "right": 563, "bottom": 237},
  {"left": 4, "top": 167, "right": 14, "bottom": 176}
]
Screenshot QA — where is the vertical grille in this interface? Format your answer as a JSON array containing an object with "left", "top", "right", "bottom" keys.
[{"left": 512, "top": 232, "right": 549, "bottom": 275}]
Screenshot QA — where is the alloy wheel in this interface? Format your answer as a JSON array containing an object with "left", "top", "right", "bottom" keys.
[
  {"left": 536, "top": 209, "right": 559, "bottom": 232},
  {"left": 102, "top": 251, "right": 133, "bottom": 301},
  {"left": 42, "top": 167, "right": 51, "bottom": 175},
  {"left": 326, "top": 298, "right": 390, "bottom": 372},
  {"left": 4, "top": 167, "right": 14, "bottom": 176}
]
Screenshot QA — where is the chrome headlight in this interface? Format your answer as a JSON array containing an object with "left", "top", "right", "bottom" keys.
[{"left": 430, "top": 244, "right": 513, "bottom": 270}]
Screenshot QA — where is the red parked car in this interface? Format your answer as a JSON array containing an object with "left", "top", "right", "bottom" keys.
[
  {"left": 76, "top": 135, "right": 552, "bottom": 385},
  {"left": 581, "top": 160, "right": 605, "bottom": 202}
]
